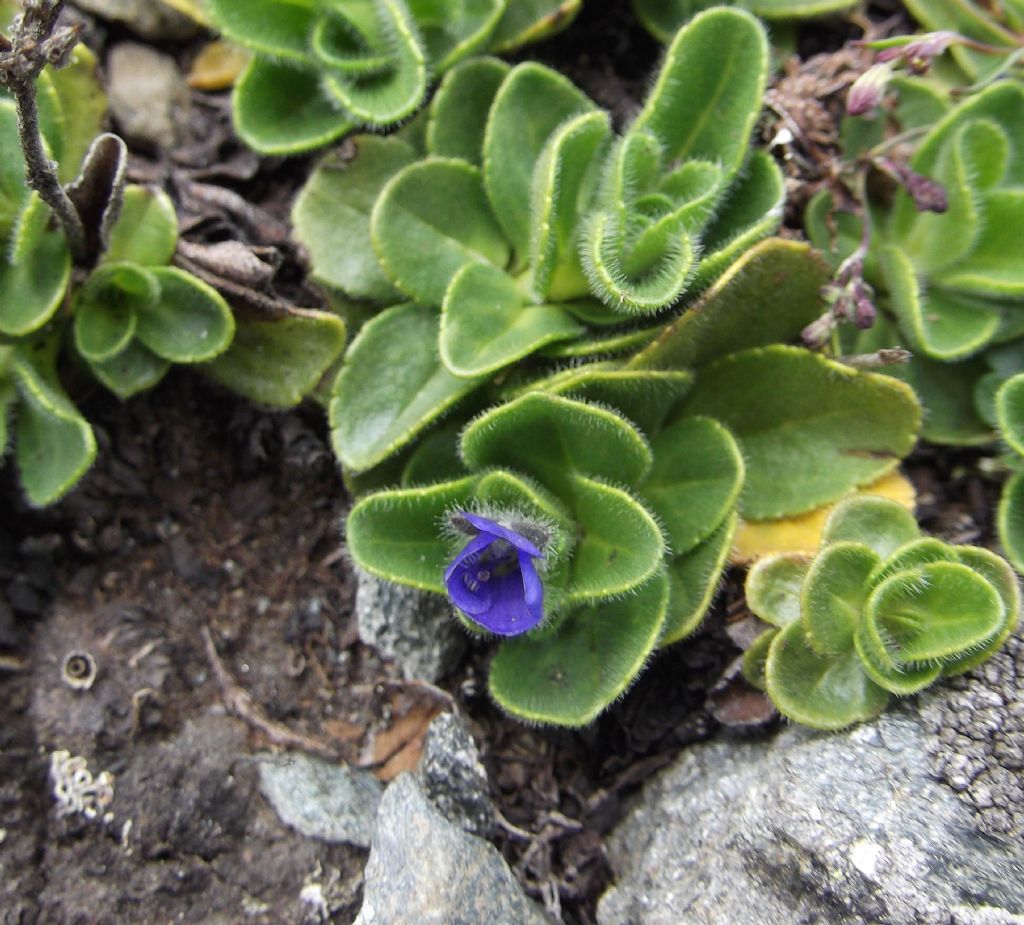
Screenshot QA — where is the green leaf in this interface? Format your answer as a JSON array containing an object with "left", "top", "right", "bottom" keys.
[
  {"left": 742, "top": 626, "right": 777, "bottom": 691},
  {"left": 745, "top": 553, "right": 810, "bottom": 628},
  {"left": 998, "top": 472, "right": 1024, "bottom": 574},
  {"left": 519, "top": 362, "right": 693, "bottom": 435},
  {"left": 851, "top": 315, "right": 991, "bottom": 445},
  {"left": 638, "top": 416, "right": 743, "bottom": 555},
  {"left": 103, "top": 185, "right": 178, "bottom": 266},
  {"left": 632, "top": 7, "right": 768, "bottom": 174},
  {"left": 766, "top": 620, "right": 888, "bottom": 730},
  {"left": 135, "top": 268, "right": 235, "bottom": 363},
  {"left": 689, "top": 150, "right": 784, "bottom": 289},
  {"left": 581, "top": 203, "right": 697, "bottom": 313},
  {"left": 998, "top": 373, "right": 1024, "bottom": 456},
  {"left": 426, "top": 57, "right": 510, "bottom": 166},
  {"left": 0, "top": 194, "right": 72, "bottom": 337},
  {"left": 661, "top": 510, "right": 737, "bottom": 645},
  {"left": 483, "top": 62, "right": 594, "bottom": 257},
  {"left": 400, "top": 420, "right": 467, "bottom": 486},
  {"left": 47, "top": 45, "right": 107, "bottom": 184},
  {"left": 0, "top": 101, "right": 28, "bottom": 245},
  {"left": 896, "top": 124, "right": 979, "bottom": 275},
  {"left": 802, "top": 541, "right": 879, "bottom": 656},
  {"left": 86, "top": 339, "right": 170, "bottom": 399},
  {"left": 936, "top": 191, "right": 1024, "bottom": 299},
  {"left": 293, "top": 135, "right": 416, "bottom": 301},
  {"left": 679, "top": 346, "right": 921, "bottom": 519},
  {"left": 488, "top": 569, "right": 669, "bottom": 726},
  {"left": 372, "top": 158, "right": 510, "bottom": 305},
  {"left": 331, "top": 304, "right": 485, "bottom": 472},
  {"left": 864, "top": 561, "right": 1004, "bottom": 664},
  {"left": 73, "top": 263, "right": 158, "bottom": 362},
  {"left": 880, "top": 245, "right": 1000, "bottom": 362},
  {"left": 630, "top": 238, "right": 829, "bottom": 371},
  {"left": 234, "top": 58, "right": 353, "bottom": 155},
  {"left": 941, "top": 545, "right": 1020, "bottom": 675},
  {"left": 460, "top": 391, "right": 652, "bottom": 493},
  {"left": 633, "top": 0, "right": 856, "bottom": 41},
  {"left": 202, "top": 308, "right": 346, "bottom": 408},
  {"left": 322, "top": 0, "right": 427, "bottom": 124},
  {"left": 440, "top": 262, "right": 581, "bottom": 376},
  {"left": 411, "top": 0, "right": 505, "bottom": 71},
  {"left": 564, "top": 473, "right": 666, "bottom": 603},
  {"left": 9, "top": 349, "right": 96, "bottom": 507},
  {"left": 529, "top": 110, "right": 611, "bottom": 302},
  {"left": 208, "top": 0, "right": 316, "bottom": 61},
  {"left": 865, "top": 537, "right": 959, "bottom": 588},
  {"left": 347, "top": 476, "right": 480, "bottom": 592},
  {"left": 893, "top": 82, "right": 1024, "bottom": 236},
  {"left": 820, "top": 495, "right": 921, "bottom": 560},
  {"left": 487, "top": 0, "right": 582, "bottom": 52}
]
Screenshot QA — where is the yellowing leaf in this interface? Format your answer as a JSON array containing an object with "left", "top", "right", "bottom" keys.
[
  {"left": 188, "top": 40, "right": 251, "bottom": 91},
  {"left": 731, "top": 471, "right": 915, "bottom": 565}
]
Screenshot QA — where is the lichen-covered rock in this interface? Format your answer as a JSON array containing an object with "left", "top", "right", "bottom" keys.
[
  {"left": 257, "top": 753, "right": 382, "bottom": 848},
  {"left": 920, "top": 634, "right": 1024, "bottom": 839},
  {"left": 598, "top": 634, "right": 1024, "bottom": 925},
  {"left": 416, "top": 711, "right": 493, "bottom": 837},
  {"left": 354, "top": 570, "right": 465, "bottom": 683},
  {"left": 354, "top": 774, "right": 548, "bottom": 925}
]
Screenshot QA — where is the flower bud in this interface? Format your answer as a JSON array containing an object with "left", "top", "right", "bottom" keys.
[{"left": 847, "top": 63, "right": 893, "bottom": 116}]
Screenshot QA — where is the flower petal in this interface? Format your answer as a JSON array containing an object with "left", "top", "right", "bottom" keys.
[
  {"left": 460, "top": 512, "right": 543, "bottom": 557},
  {"left": 518, "top": 549, "right": 544, "bottom": 625}
]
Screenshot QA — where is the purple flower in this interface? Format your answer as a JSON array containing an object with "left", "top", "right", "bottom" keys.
[{"left": 444, "top": 513, "right": 544, "bottom": 636}]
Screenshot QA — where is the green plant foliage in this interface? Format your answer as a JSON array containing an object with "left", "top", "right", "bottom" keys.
[
  {"left": 632, "top": 0, "right": 856, "bottom": 43},
  {"left": 813, "top": 82, "right": 1024, "bottom": 448},
  {"left": 208, "top": 0, "right": 582, "bottom": 154},
  {"left": 0, "top": 55, "right": 341, "bottom": 505},
  {"left": 305, "top": 12, "right": 787, "bottom": 478},
  {"left": 746, "top": 496, "right": 1021, "bottom": 729},
  {"left": 343, "top": 239, "right": 921, "bottom": 726}
]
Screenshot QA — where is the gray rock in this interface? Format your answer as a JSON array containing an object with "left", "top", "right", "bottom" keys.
[
  {"left": 354, "top": 774, "right": 548, "bottom": 925},
  {"left": 355, "top": 570, "right": 465, "bottom": 683},
  {"left": 598, "top": 633, "right": 1024, "bottom": 925},
  {"left": 258, "top": 752, "right": 382, "bottom": 848},
  {"left": 106, "top": 43, "right": 190, "bottom": 150},
  {"left": 71, "top": 0, "right": 199, "bottom": 40},
  {"left": 417, "top": 711, "right": 493, "bottom": 836}
]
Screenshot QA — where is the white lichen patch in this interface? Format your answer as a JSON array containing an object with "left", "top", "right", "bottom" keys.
[
  {"left": 848, "top": 838, "right": 885, "bottom": 881},
  {"left": 49, "top": 749, "right": 114, "bottom": 821}
]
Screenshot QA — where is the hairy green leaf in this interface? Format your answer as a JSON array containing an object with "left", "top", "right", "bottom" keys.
[
  {"left": 488, "top": 569, "right": 668, "bottom": 726},
  {"left": 745, "top": 553, "right": 810, "bottom": 628},
  {"left": 679, "top": 346, "right": 921, "bottom": 519},
  {"left": 135, "top": 268, "right": 235, "bottom": 363}
]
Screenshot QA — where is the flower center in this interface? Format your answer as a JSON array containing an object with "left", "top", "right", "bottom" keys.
[{"left": 460, "top": 539, "right": 518, "bottom": 593}]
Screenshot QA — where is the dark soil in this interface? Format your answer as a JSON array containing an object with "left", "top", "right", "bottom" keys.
[{"left": 0, "top": 3, "right": 1004, "bottom": 924}]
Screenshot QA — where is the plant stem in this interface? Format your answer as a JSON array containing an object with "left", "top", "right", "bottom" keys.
[
  {"left": 12, "top": 77, "right": 86, "bottom": 262},
  {"left": 1, "top": 0, "right": 87, "bottom": 263}
]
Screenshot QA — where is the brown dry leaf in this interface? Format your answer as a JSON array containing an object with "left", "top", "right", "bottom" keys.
[
  {"left": 364, "top": 686, "right": 450, "bottom": 781},
  {"left": 321, "top": 718, "right": 366, "bottom": 746},
  {"left": 188, "top": 40, "right": 251, "bottom": 91}
]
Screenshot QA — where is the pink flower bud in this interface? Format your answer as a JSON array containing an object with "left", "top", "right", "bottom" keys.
[{"left": 847, "top": 63, "right": 893, "bottom": 116}]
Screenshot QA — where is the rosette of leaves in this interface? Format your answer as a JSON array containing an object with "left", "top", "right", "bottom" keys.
[
  {"left": 809, "top": 80, "right": 1024, "bottom": 447},
  {"left": 743, "top": 496, "right": 1020, "bottom": 729},
  {"left": 206, "top": 0, "right": 583, "bottom": 154},
  {"left": 632, "top": 0, "right": 856, "bottom": 45},
  {"left": 296, "top": 8, "right": 787, "bottom": 476},
  {"left": 343, "top": 238, "right": 922, "bottom": 726}
]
